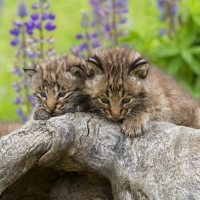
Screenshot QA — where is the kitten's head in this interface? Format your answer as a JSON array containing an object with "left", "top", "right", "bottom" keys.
[
  {"left": 84, "top": 46, "right": 150, "bottom": 121},
  {"left": 24, "top": 54, "right": 86, "bottom": 116}
]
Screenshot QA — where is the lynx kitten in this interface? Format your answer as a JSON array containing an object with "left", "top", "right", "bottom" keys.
[
  {"left": 84, "top": 46, "right": 200, "bottom": 137},
  {"left": 24, "top": 54, "right": 88, "bottom": 120}
]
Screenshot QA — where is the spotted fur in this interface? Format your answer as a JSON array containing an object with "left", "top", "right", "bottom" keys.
[
  {"left": 24, "top": 54, "right": 89, "bottom": 120},
  {"left": 84, "top": 46, "right": 200, "bottom": 137}
]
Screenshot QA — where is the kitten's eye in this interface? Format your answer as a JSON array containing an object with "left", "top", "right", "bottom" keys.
[
  {"left": 122, "top": 98, "right": 130, "bottom": 104},
  {"left": 58, "top": 92, "right": 66, "bottom": 98},
  {"left": 101, "top": 98, "right": 110, "bottom": 104},
  {"left": 40, "top": 92, "right": 47, "bottom": 98}
]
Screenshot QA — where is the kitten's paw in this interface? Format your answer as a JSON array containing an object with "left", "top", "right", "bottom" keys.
[
  {"left": 33, "top": 108, "right": 51, "bottom": 120},
  {"left": 121, "top": 118, "right": 148, "bottom": 138}
]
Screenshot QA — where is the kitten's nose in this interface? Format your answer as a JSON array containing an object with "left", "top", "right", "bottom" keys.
[
  {"left": 47, "top": 106, "right": 55, "bottom": 112},
  {"left": 112, "top": 115, "right": 120, "bottom": 119}
]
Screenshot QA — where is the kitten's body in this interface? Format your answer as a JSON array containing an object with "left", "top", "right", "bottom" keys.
[
  {"left": 24, "top": 54, "right": 88, "bottom": 120},
  {"left": 84, "top": 47, "right": 200, "bottom": 137},
  {"left": 0, "top": 121, "right": 23, "bottom": 137}
]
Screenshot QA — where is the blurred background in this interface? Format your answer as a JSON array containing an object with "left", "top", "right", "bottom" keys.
[{"left": 0, "top": 0, "right": 200, "bottom": 122}]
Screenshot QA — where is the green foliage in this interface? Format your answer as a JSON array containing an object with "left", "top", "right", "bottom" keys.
[
  {"left": 1, "top": 0, "right": 200, "bottom": 120},
  {"left": 122, "top": 0, "right": 200, "bottom": 99}
]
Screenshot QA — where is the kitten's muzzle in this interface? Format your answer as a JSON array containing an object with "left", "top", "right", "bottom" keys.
[
  {"left": 111, "top": 115, "right": 120, "bottom": 120},
  {"left": 47, "top": 106, "right": 55, "bottom": 112}
]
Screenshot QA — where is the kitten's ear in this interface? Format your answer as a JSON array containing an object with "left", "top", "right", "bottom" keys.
[
  {"left": 68, "top": 65, "right": 86, "bottom": 79},
  {"left": 128, "top": 58, "right": 149, "bottom": 79},
  {"left": 23, "top": 68, "right": 37, "bottom": 78},
  {"left": 85, "top": 58, "right": 103, "bottom": 77}
]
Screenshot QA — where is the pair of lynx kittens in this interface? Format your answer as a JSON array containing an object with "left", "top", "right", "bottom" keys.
[{"left": 25, "top": 46, "right": 200, "bottom": 138}]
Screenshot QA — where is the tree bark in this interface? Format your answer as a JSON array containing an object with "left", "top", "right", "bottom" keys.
[{"left": 1, "top": 112, "right": 200, "bottom": 200}]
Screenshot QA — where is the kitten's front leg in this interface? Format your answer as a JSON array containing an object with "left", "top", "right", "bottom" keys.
[
  {"left": 121, "top": 115, "right": 149, "bottom": 138},
  {"left": 33, "top": 107, "right": 52, "bottom": 120}
]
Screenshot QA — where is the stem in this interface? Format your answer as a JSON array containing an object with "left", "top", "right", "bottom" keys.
[
  {"left": 111, "top": 0, "right": 118, "bottom": 45},
  {"left": 82, "top": 11, "right": 92, "bottom": 56},
  {"left": 21, "top": 20, "right": 30, "bottom": 112},
  {"left": 40, "top": 2, "right": 44, "bottom": 58}
]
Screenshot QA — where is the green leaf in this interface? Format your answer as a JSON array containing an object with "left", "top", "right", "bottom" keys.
[
  {"left": 190, "top": 47, "right": 200, "bottom": 54},
  {"left": 181, "top": 51, "right": 200, "bottom": 75},
  {"left": 156, "top": 46, "right": 179, "bottom": 58},
  {"left": 192, "top": 16, "right": 200, "bottom": 25},
  {"left": 166, "top": 57, "right": 182, "bottom": 75}
]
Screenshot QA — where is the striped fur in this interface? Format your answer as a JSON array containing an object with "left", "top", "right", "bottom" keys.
[
  {"left": 84, "top": 46, "right": 200, "bottom": 138},
  {"left": 25, "top": 54, "right": 88, "bottom": 120}
]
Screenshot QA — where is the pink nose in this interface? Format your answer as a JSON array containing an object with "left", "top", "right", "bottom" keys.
[
  {"left": 112, "top": 115, "right": 120, "bottom": 119},
  {"left": 47, "top": 107, "right": 55, "bottom": 112}
]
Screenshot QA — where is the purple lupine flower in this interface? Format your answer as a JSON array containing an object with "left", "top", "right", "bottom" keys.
[
  {"left": 12, "top": 66, "right": 22, "bottom": 76},
  {"left": 12, "top": 82, "right": 21, "bottom": 93},
  {"left": 15, "top": 50, "right": 21, "bottom": 56},
  {"left": 15, "top": 108, "right": 27, "bottom": 122},
  {"left": 35, "top": 50, "right": 41, "bottom": 57},
  {"left": 104, "top": 24, "right": 110, "bottom": 32},
  {"left": 26, "top": 28, "right": 33, "bottom": 35},
  {"left": 21, "top": 115, "right": 27, "bottom": 122},
  {"left": 76, "top": 33, "right": 84, "bottom": 39},
  {"left": 31, "top": 2, "right": 39, "bottom": 9},
  {"left": 34, "top": 21, "right": 41, "bottom": 29},
  {"left": 157, "top": 0, "right": 167, "bottom": 12},
  {"left": 13, "top": 94, "right": 22, "bottom": 104},
  {"left": 25, "top": 20, "right": 35, "bottom": 29},
  {"left": 11, "top": 0, "right": 56, "bottom": 121},
  {"left": 13, "top": 20, "right": 23, "bottom": 27},
  {"left": 10, "top": 38, "right": 19, "bottom": 46},
  {"left": 42, "top": 12, "right": 48, "bottom": 20},
  {"left": 48, "top": 12, "right": 55, "bottom": 20},
  {"left": 25, "top": 20, "right": 35, "bottom": 34},
  {"left": 158, "top": 28, "right": 166, "bottom": 36},
  {"left": 91, "top": 32, "right": 98, "bottom": 38},
  {"left": 45, "top": 2, "right": 50, "bottom": 9},
  {"left": 71, "top": 0, "right": 128, "bottom": 58},
  {"left": 79, "top": 43, "right": 88, "bottom": 51},
  {"left": 10, "top": 27, "right": 20, "bottom": 36},
  {"left": 28, "top": 94, "right": 36, "bottom": 107},
  {"left": 118, "top": 8, "right": 128, "bottom": 14},
  {"left": 16, "top": 108, "right": 23, "bottom": 115},
  {"left": 45, "top": 21, "right": 56, "bottom": 31},
  {"left": 31, "top": 13, "right": 39, "bottom": 20},
  {"left": 17, "top": 0, "right": 28, "bottom": 17},
  {"left": 118, "top": 17, "right": 127, "bottom": 24},
  {"left": 26, "top": 48, "right": 35, "bottom": 59},
  {"left": 157, "top": 0, "right": 178, "bottom": 36},
  {"left": 21, "top": 78, "right": 28, "bottom": 88},
  {"left": 47, "top": 36, "right": 55, "bottom": 43},
  {"left": 92, "top": 40, "right": 101, "bottom": 48},
  {"left": 86, "top": 33, "right": 91, "bottom": 40},
  {"left": 117, "top": 0, "right": 128, "bottom": 6},
  {"left": 170, "top": 3, "right": 177, "bottom": 15},
  {"left": 45, "top": 48, "right": 56, "bottom": 56}
]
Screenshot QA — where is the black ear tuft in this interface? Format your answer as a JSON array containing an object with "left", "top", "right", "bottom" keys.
[
  {"left": 68, "top": 65, "right": 86, "bottom": 78},
  {"left": 128, "top": 57, "right": 149, "bottom": 79},
  {"left": 23, "top": 68, "right": 37, "bottom": 78},
  {"left": 85, "top": 57, "right": 104, "bottom": 77}
]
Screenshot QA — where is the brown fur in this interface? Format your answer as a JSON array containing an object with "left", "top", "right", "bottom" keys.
[
  {"left": 84, "top": 46, "right": 200, "bottom": 137},
  {"left": 0, "top": 121, "right": 23, "bottom": 137},
  {"left": 24, "top": 54, "right": 89, "bottom": 120}
]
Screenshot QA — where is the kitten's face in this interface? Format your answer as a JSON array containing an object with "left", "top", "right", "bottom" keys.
[
  {"left": 84, "top": 47, "right": 149, "bottom": 121},
  {"left": 25, "top": 54, "right": 86, "bottom": 116}
]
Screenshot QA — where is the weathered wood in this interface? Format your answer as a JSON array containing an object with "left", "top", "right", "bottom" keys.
[{"left": 1, "top": 112, "right": 200, "bottom": 199}]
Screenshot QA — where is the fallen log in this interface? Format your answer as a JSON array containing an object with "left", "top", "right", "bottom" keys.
[{"left": 1, "top": 112, "right": 200, "bottom": 200}]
